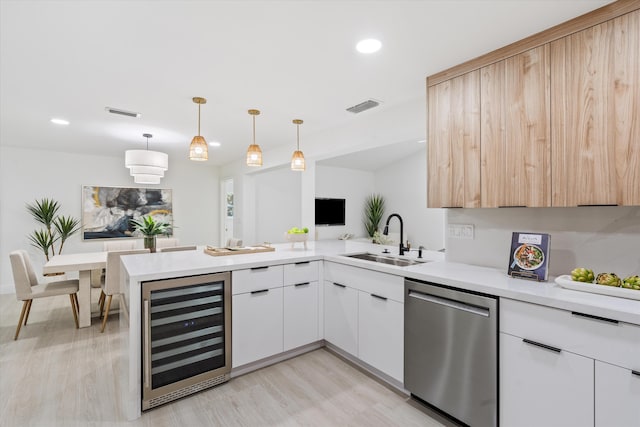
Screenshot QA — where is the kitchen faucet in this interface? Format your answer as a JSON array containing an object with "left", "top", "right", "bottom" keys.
[{"left": 382, "top": 213, "right": 408, "bottom": 256}]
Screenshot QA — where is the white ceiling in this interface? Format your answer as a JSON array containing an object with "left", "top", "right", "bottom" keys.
[
  {"left": 318, "top": 139, "right": 425, "bottom": 171},
  {"left": 0, "top": 0, "right": 611, "bottom": 168}
]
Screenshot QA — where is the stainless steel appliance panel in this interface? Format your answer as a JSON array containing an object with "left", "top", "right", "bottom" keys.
[{"left": 405, "top": 279, "right": 498, "bottom": 427}]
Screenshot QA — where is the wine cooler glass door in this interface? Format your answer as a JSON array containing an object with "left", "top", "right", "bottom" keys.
[{"left": 142, "top": 272, "right": 231, "bottom": 410}]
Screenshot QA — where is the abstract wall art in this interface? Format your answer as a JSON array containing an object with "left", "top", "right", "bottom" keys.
[{"left": 82, "top": 185, "right": 173, "bottom": 240}]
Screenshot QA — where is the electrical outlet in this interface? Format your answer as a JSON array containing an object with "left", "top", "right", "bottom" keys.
[
  {"left": 448, "top": 224, "right": 475, "bottom": 240},
  {"left": 460, "top": 224, "right": 474, "bottom": 240}
]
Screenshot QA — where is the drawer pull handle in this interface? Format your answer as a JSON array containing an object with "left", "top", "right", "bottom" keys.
[
  {"left": 250, "top": 289, "right": 269, "bottom": 295},
  {"left": 523, "top": 338, "right": 561, "bottom": 353},
  {"left": 498, "top": 205, "right": 526, "bottom": 208},
  {"left": 333, "top": 282, "right": 346, "bottom": 288},
  {"left": 371, "top": 293, "right": 387, "bottom": 301},
  {"left": 251, "top": 266, "right": 269, "bottom": 271},
  {"left": 294, "top": 282, "right": 310, "bottom": 287},
  {"left": 295, "top": 261, "right": 310, "bottom": 266},
  {"left": 441, "top": 206, "right": 463, "bottom": 209},
  {"left": 632, "top": 370, "right": 640, "bottom": 377},
  {"left": 577, "top": 204, "right": 618, "bottom": 207},
  {"left": 571, "top": 311, "right": 619, "bottom": 324}
]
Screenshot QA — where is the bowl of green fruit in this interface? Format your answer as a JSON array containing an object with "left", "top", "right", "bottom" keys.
[{"left": 285, "top": 227, "right": 309, "bottom": 248}]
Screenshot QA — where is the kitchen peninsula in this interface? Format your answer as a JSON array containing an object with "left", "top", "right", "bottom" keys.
[{"left": 118, "top": 240, "right": 640, "bottom": 424}]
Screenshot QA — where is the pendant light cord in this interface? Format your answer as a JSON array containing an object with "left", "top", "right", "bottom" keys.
[
  {"left": 252, "top": 115, "right": 256, "bottom": 144},
  {"left": 197, "top": 103, "right": 201, "bottom": 136},
  {"left": 296, "top": 123, "right": 300, "bottom": 150}
]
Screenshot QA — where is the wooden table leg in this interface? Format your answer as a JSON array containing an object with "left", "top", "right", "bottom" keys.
[{"left": 78, "top": 270, "right": 92, "bottom": 328}]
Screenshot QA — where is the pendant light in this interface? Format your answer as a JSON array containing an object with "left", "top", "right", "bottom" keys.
[
  {"left": 125, "top": 133, "right": 168, "bottom": 185},
  {"left": 189, "top": 97, "right": 208, "bottom": 161},
  {"left": 246, "top": 109, "right": 262, "bottom": 167},
  {"left": 290, "top": 119, "right": 305, "bottom": 171}
]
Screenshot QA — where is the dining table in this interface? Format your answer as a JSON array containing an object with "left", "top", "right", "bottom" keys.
[{"left": 43, "top": 251, "right": 107, "bottom": 328}]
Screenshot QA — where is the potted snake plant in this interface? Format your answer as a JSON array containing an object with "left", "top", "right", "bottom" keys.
[
  {"left": 130, "top": 215, "right": 171, "bottom": 253},
  {"left": 363, "top": 194, "right": 385, "bottom": 241}
]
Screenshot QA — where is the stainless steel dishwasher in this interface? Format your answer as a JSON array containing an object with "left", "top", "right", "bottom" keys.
[{"left": 405, "top": 279, "right": 498, "bottom": 427}]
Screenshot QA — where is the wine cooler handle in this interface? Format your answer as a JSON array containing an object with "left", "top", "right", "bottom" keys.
[{"left": 144, "top": 299, "right": 151, "bottom": 389}]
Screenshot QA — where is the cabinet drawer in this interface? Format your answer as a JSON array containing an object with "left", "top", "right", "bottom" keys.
[
  {"left": 232, "top": 265, "right": 283, "bottom": 295},
  {"left": 324, "top": 262, "right": 403, "bottom": 303},
  {"left": 501, "top": 298, "right": 640, "bottom": 370},
  {"left": 283, "top": 261, "right": 319, "bottom": 286}
]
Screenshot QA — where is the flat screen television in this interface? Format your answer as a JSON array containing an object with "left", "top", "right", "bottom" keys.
[{"left": 315, "top": 198, "right": 346, "bottom": 226}]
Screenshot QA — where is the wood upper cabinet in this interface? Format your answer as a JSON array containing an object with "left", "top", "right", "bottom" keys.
[
  {"left": 480, "top": 45, "right": 551, "bottom": 207},
  {"left": 427, "top": 2, "right": 640, "bottom": 208},
  {"left": 427, "top": 71, "right": 481, "bottom": 208},
  {"left": 551, "top": 10, "right": 640, "bottom": 206}
]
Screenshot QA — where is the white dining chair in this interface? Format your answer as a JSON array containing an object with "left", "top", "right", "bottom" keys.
[
  {"left": 103, "top": 240, "right": 137, "bottom": 251},
  {"left": 91, "top": 240, "right": 139, "bottom": 288},
  {"left": 9, "top": 250, "right": 79, "bottom": 340},
  {"left": 155, "top": 237, "right": 179, "bottom": 250},
  {"left": 99, "top": 248, "right": 150, "bottom": 332},
  {"left": 158, "top": 245, "right": 197, "bottom": 252}
]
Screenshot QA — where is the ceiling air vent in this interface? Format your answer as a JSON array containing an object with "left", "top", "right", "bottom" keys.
[
  {"left": 105, "top": 106, "right": 142, "bottom": 118},
  {"left": 346, "top": 99, "right": 380, "bottom": 114}
]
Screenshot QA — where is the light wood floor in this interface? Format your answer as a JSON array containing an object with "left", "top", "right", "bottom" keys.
[{"left": 0, "top": 291, "right": 451, "bottom": 427}]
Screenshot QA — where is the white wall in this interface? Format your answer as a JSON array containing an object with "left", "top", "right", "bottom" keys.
[
  {"left": 253, "top": 166, "right": 302, "bottom": 244},
  {"left": 374, "top": 147, "right": 445, "bottom": 250},
  {"left": 446, "top": 207, "right": 640, "bottom": 278},
  {"left": 315, "top": 165, "right": 374, "bottom": 240},
  {"left": 0, "top": 146, "right": 220, "bottom": 293}
]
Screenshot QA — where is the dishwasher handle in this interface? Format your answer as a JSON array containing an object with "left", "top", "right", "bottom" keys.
[{"left": 408, "top": 289, "right": 490, "bottom": 317}]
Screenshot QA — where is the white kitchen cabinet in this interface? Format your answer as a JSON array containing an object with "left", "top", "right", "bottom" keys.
[
  {"left": 323, "top": 261, "right": 404, "bottom": 380},
  {"left": 595, "top": 361, "right": 640, "bottom": 427},
  {"left": 500, "top": 298, "right": 640, "bottom": 427},
  {"left": 231, "top": 263, "right": 285, "bottom": 370},
  {"left": 357, "top": 290, "right": 403, "bottom": 382},
  {"left": 283, "top": 281, "right": 319, "bottom": 351},
  {"left": 500, "top": 332, "right": 594, "bottom": 427},
  {"left": 232, "top": 265, "right": 283, "bottom": 294},
  {"left": 323, "top": 280, "right": 358, "bottom": 356},
  {"left": 232, "top": 287, "right": 284, "bottom": 367},
  {"left": 283, "top": 261, "right": 319, "bottom": 286}
]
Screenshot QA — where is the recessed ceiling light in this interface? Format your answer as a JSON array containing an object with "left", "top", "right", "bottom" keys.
[
  {"left": 209, "top": 141, "right": 221, "bottom": 147},
  {"left": 356, "top": 39, "right": 382, "bottom": 54},
  {"left": 50, "top": 118, "right": 70, "bottom": 125},
  {"left": 417, "top": 139, "right": 426, "bottom": 143}
]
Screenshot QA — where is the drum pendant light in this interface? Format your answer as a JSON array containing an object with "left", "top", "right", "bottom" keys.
[
  {"left": 189, "top": 97, "right": 208, "bottom": 161},
  {"left": 246, "top": 109, "right": 262, "bottom": 167},
  {"left": 125, "top": 133, "right": 168, "bottom": 184},
  {"left": 290, "top": 119, "right": 305, "bottom": 171}
]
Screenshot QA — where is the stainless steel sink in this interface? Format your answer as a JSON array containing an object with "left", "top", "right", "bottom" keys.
[{"left": 343, "top": 252, "right": 427, "bottom": 267}]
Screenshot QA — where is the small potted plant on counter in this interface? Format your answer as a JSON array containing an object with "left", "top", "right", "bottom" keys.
[
  {"left": 285, "top": 226, "right": 309, "bottom": 249},
  {"left": 130, "top": 215, "right": 171, "bottom": 253},
  {"left": 363, "top": 194, "right": 385, "bottom": 243}
]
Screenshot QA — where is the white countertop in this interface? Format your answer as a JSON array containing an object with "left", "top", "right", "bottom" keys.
[{"left": 121, "top": 239, "right": 640, "bottom": 325}]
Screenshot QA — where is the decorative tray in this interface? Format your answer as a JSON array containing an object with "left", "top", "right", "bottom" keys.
[
  {"left": 204, "top": 245, "right": 275, "bottom": 257},
  {"left": 555, "top": 275, "right": 640, "bottom": 301}
]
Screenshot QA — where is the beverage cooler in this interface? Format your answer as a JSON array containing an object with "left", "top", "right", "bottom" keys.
[{"left": 141, "top": 272, "right": 231, "bottom": 410}]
